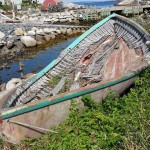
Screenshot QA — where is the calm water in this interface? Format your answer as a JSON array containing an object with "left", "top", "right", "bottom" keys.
[
  {"left": 0, "top": 37, "right": 77, "bottom": 84},
  {"left": 74, "top": 0, "right": 118, "bottom": 8}
]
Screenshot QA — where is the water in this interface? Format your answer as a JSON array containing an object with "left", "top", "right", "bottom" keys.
[
  {"left": 0, "top": 37, "right": 77, "bottom": 84},
  {"left": 74, "top": 0, "right": 118, "bottom": 8}
]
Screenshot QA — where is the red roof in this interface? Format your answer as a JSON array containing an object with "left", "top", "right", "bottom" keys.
[{"left": 42, "top": 0, "right": 61, "bottom": 10}]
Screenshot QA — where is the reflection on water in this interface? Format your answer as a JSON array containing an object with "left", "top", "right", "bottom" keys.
[{"left": 0, "top": 37, "right": 77, "bottom": 84}]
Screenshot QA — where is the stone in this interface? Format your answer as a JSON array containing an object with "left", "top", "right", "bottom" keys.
[
  {"left": 82, "top": 29, "right": 86, "bottom": 33},
  {"left": 7, "top": 40, "right": 14, "bottom": 49},
  {"left": 0, "top": 83, "right": 6, "bottom": 92},
  {"left": 44, "top": 34, "right": 51, "bottom": 41},
  {"left": 21, "top": 36, "right": 37, "bottom": 47},
  {"left": 6, "top": 78, "right": 22, "bottom": 90},
  {"left": 28, "top": 30, "right": 36, "bottom": 36},
  {"left": 56, "top": 29, "right": 61, "bottom": 34},
  {"left": 146, "top": 41, "right": 150, "bottom": 46},
  {"left": 43, "top": 28, "right": 51, "bottom": 34},
  {"left": 0, "top": 31, "right": 5, "bottom": 40},
  {"left": 21, "top": 73, "right": 35, "bottom": 80},
  {"left": 36, "top": 29, "right": 45, "bottom": 35},
  {"left": 29, "top": 17, "right": 38, "bottom": 21},
  {"left": 20, "top": 15, "right": 29, "bottom": 21},
  {"left": 32, "top": 27, "right": 39, "bottom": 31},
  {"left": 66, "top": 28, "right": 72, "bottom": 35},
  {"left": 14, "top": 41, "right": 24, "bottom": 49},
  {"left": 0, "top": 41, "right": 5, "bottom": 47},
  {"left": 14, "top": 28, "right": 24, "bottom": 36},
  {"left": 36, "top": 41, "right": 43, "bottom": 45},
  {"left": 60, "top": 28, "right": 67, "bottom": 34},
  {"left": 36, "top": 35, "right": 46, "bottom": 44},
  {"left": 8, "top": 35, "right": 20, "bottom": 42},
  {"left": 51, "top": 34, "right": 56, "bottom": 39}
]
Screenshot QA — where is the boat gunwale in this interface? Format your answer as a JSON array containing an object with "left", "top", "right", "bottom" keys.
[{"left": 1, "top": 69, "right": 144, "bottom": 120}]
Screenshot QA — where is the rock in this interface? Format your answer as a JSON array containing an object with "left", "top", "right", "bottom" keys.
[
  {"left": 52, "top": 18, "right": 59, "bottom": 23},
  {"left": 56, "top": 30, "right": 61, "bottom": 34},
  {"left": 0, "top": 83, "right": 6, "bottom": 92},
  {"left": 6, "top": 78, "right": 22, "bottom": 90},
  {"left": 43, "top": 28, "right": 51, "bottom": 34},
  {"left": 66, "top": 28, "right": 72, "bottom": 35},
  {"left": 36, "top": 41, "right": 43, "bottom": 45},
  {"left": 8, "top": 35, "right": 20, "bottom": 42},
  {"left": 29, "top": 17, "right": 38, "bottom": 21},
  {"left": 82, "top": 29, "right": 86, "bottom": 33},
  {"left": 51, "top": 33, "right": 56, "bottom": 39},
  {"left": 36, "top": 29, "right": 45, "bottom": 35},
  {"left": 77, "top": 28, "right": 81, "bottom": 33},
  {"left": 20, "top": 15, "right": 29, "bottom": 21},
  {"left": 7, "top": 40, "right": 14, "bottom": 49},
  {"left": 28, "top": 30, "right": 36, "bottom": 36},
  {"left": 146, "top": 41, "right": 150, "bottom": 46},
  {"left": 118, "top": 0, "right": 134, "bottom": 6},
  {"left": 21, "top": 73, "right": 35, "bottom": 80},
  {"left": 0, "top": 41, "right": 5, "bottom": 47},
  {"left": 36, "top": 35, "right": 46, "bottom": 45},
  {"left": 32, "top": 27, "right": 39, "bottom": 31},
  {"left": 59, "top": 19, "right": 68, "bottom": 23},
  {"left": 60, "top": 28, "right": 67, "bottom": 34},
  {"left": 0, "top": 31, "right": 5, "bottom": 40},
  {"left": 14, "top": 28, "right": 24, "bottom": 36},
  {"left": 44, "top": 34, "right": 51, "bottom": 41},
  {"left": 21, "top": 36, "right": 37, "bottom": 47},
  {"left": 14, "top": 41, "right": 24, "bottom": 49}
]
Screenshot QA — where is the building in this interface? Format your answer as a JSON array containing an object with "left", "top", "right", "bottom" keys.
[
  {"left": 31, "top": 0, "right": 44, "bottom": 4},
  {"left": 0, "top": 0, "right": 22, "bottom": 10},
  {"left": 42, "top": 0, "right": 61, "bottom": 10},
  {"left": 0, "top": 0, "right": 6, "bottom": 5},
  {"left": 13, "top": 0, "right": 22, "bottom": 10}
]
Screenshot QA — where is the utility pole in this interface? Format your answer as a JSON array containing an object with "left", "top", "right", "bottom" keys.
[{"left": 11, "top": 0, "right": 15, "bottom": 21}]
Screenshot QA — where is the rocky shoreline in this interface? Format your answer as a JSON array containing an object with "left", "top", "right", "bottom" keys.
[{"left": 0, "top": 23, "right": 87, "bottom": 70}]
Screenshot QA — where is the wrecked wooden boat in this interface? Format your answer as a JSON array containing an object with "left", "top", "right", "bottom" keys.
[{"left": 0, "top": 14, "right": 150, "bottom": 143}]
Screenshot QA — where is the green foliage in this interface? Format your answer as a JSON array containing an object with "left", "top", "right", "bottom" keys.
[
  {"left": 46, "top": 75, "right": 61, "bottom": 89},
  {"left": 1, "top": 67, "right": 150, "bottom": 150},
  {"left": 0, "top": 5, "right": 10, "bottom": 11}
]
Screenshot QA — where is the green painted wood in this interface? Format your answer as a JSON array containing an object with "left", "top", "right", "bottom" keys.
[{"left": 1, "top": 70, "right": 142, "bottom": 120}]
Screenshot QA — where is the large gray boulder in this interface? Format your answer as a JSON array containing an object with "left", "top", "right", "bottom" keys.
[{"left": 21, "top": 36, "right": 37, "bottom": 47}]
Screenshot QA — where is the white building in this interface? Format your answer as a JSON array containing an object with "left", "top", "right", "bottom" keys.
[
  {"left": 31, "top": 0, "right": 44, "bottom": 4},
  {"left": 13, "top": 0, "right": 22, "bottom": 10},
  {"left": 0, "top": 0, "right": 22, "bottom": 10},
  {"left": 0, "top": 0, "right": 6, "bottom": 5}
]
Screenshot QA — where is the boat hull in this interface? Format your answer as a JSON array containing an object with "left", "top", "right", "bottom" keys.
[{"left": 0, "top": 76, "right": 135, "bottom": 143}]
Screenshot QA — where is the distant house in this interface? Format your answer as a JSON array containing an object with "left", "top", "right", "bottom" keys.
[
  {"left": 0, "top": 0, "right": 22, "bottom": 10},
  {"left": 42, "top": 0, "right": 61, "bottom": 10},
  {"left": 31, "top": 0, "right": 44, "bottom": 4},
  {"left": 0, "top": 0, "right": 6, "bottom": 5}
]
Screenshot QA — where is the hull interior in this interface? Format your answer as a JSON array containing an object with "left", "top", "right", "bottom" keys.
[{"left": 2, "top": 15, "right": 150, "bottom": 109}]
